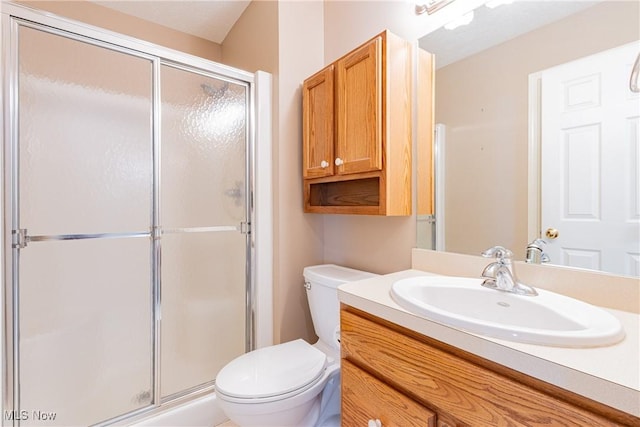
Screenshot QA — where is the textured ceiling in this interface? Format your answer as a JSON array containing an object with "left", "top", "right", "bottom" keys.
[
  {"left": 91, "top": 0, "right": 251, "bottom": 44},
  {"left": 419, "top": 0, "right": 602, "bottom": 68}
]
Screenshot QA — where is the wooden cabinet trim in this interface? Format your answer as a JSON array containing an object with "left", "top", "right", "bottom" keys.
[
  {"left": 382, "top": 31, "right": 413, "bottom": 216},
  {"left": 416, "top": 48, "right": 435, "bottom": 216}
]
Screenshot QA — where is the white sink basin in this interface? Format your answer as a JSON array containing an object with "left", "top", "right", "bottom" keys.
[{"left": 390, "top": 276, "right": 625, "bottom": 347}]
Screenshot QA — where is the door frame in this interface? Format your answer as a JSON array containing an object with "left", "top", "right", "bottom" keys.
[{"left": 527, "top": 72, "right": 543, "bottom": 243}]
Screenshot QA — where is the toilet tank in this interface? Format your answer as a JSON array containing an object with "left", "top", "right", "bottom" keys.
[{"left": 303, "top": 264, "right": 378, "bottom": 350}]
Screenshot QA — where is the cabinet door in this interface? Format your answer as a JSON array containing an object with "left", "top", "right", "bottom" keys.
[
  {"left": 302, "top": 65, "right": 334, "bottom": 179},
  {"left": 342, "top": 359, "right": 436, "bottom": 427},
  {"left": 336, "top": 36, "right": 382, "bottom": 175}
]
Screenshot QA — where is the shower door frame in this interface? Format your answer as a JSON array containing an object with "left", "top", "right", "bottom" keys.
[{"left": 1, "top": 3, "right": 260, "bottom": 425}]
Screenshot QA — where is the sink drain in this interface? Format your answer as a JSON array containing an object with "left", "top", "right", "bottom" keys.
[{"left": 497, "top": 301, "right": 510, "bottom": 307}]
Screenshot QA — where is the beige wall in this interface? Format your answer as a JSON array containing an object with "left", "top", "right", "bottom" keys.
[
  {"left": 323, "top": 0, "right": 433, "bottom": 63},
  {"left": 321, "top": 1, "right": 424, "bottom": 275},
  {"left": 223, "top": 1, "right": 326, "bottom": 344},
  {"left": 274, "top": 1, "right": 326, "bottom": 343},
  {"left": 16, "top": 1, "right": 222, "bottom": 61},
  {"left": 437, "top": 0, "right": 640, "bottom": 259},
  {"left": 221, "top": 0, "right": 278, "bottom": 74}
]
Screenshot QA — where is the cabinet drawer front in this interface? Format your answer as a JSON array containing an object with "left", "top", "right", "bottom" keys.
[
  {"left": 341, "top": 309, "right": 619, "bottom": 426},
  {"left": 342, "top": 359, "right": 435, "bottom": 427}
]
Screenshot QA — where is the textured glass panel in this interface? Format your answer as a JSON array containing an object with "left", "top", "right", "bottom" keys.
[
  {"left": 161, "top": 232, "right": 246, "bottom": 397},
  {"left": 19, "top": 26, "right": 152, "bottom": 235},
  {"left": 19, "top": 238, "right": 152, "bottom": 426},
  {"left": 161, "top": 65, "right": 247, "bottom": 228}
]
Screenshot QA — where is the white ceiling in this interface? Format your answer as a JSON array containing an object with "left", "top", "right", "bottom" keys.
[
  {"left": 419, "top": 0, "right": 602, "bottom": 68},
  {"left": 91, "top": 0, "right": 250, "bottom": 44}
]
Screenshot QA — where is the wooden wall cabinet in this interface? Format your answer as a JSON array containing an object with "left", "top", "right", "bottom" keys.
[
  {"left": 341, "top": 307, "right": 639, "bottom": 427},
  {"left": 302, "top": 30, "right": 431, "bottom": 215}
]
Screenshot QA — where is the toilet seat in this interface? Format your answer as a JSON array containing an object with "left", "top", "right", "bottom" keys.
[{"left": 215, "top": 339, "right": 328, "bottom": 403}]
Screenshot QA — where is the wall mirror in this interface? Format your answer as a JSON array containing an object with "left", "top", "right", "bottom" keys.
[{"left": 416, "top": 0, "right": 640, "bottom": 277}]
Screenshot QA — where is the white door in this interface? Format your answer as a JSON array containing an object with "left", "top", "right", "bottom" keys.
[{"left": 540, "top": 42, "right": 640, "bottom": 276}]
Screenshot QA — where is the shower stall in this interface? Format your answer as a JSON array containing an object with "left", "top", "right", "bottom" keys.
[{"left": 1, "top": 4, "right": 267, "bottom": 426}]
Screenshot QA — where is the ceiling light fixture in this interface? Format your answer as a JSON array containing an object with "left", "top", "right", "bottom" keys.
[
  {"left": 443, "top": 10, "right": 474, "bottom": 30},
  {"left": 415, "top": 0, "right": 456, "bottom": 15}
]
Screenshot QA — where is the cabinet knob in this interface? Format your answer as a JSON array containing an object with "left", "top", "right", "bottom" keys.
[
  {"left": 320, "top": 160, "right": 329, "bottom": 168},
  {"left": 335, "top": 157, "right": 344, "bottom": 166},
  {"left": 367, "top": 420, "right": 382, "bottom": 427}
]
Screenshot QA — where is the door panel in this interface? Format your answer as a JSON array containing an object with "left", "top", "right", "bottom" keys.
[
  {"left": 160, "top": 65, "right": 247, "bottom": 228},
  {"left": 541, "top": 42, "right": 640, "bottom": 275},
  {"left": 336, "top": 37, "right": 382, "bottom": 175},
  {"left": 303, "top": 65, "right": 335, "bottom": 179},
  {"left": 19, "top": 26, "right": 153, "bottom": 236},
  {"left": 16, "top": 25, "right": 154, "bottom": 426},
  {"left": 19, "top": 238, "right": 152, "bottom": 426},
  {"left": 160, "top": 232, "right": 246, "bottom": 397},
  {"left": 159, "top": 65, "right": 248, "bottom": 398}
]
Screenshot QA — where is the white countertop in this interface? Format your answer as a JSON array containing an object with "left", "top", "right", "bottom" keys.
[{"left": 338, "top": 269, "right": 640, "bottom": 417}]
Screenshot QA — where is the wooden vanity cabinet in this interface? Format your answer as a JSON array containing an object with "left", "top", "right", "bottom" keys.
[
  {"left": 340, "top": 307, "right": 639, "bottom": 427},
  {"left": 302, "top": 30, "right": 427, "bottom": 215}
]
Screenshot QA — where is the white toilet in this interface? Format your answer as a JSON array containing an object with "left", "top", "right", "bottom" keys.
[{"left": 215, "top": 264, "right": 377, "bottom": 427}]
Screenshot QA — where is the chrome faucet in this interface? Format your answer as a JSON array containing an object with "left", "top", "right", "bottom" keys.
[
  {"left": 525, "top": 238, "right": 550, "bottom": 264},
  {"left": 481, "top": 246, "right": 538, "bottom": 296}
]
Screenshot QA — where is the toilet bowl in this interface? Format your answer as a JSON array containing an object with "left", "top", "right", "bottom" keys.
[
  {"left": 216, "top": 340, "right": 340, "bottom": 427},
  {"left": 215, "top": 264, "right": 377, "bottom": 427}
]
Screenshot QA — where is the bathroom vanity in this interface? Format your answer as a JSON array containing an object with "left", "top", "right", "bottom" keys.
[{"left": 339, "top": 267, "right": 640, "bottom": 426}]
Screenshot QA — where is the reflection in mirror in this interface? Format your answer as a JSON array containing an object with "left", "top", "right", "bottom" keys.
[{"left": 417, "top": 0, "right": 640, "bottom": 277}]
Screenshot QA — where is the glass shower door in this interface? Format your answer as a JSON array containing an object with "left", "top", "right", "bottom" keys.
[
  {"left": 6, "top": 13, "right": 253, "bottom": 426},
  {"left": 15, "top": 25, "right": 154, "bottom": 425},
  {"left": 159, "top": 65, "right": 249, "bottom": 398}
]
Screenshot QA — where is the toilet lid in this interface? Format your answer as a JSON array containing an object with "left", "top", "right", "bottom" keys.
[{"left": 215, "top": 339, "right": 327, "bottom": 399}]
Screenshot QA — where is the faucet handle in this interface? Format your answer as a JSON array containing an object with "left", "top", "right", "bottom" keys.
[
  {"left": 481, "top": 246, "right": 513, "bottom": 261},
  {"left": 527, "top": 238, "right": 546, "bottom": 250}
]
